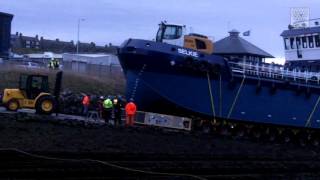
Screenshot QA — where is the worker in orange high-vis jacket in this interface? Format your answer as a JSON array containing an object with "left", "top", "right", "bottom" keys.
[
  {"left": 82, "top": 94, "right": 90, "bottom": 116},
  {"left": 125, "top": 98, "right": 137, "bottom": 127}
]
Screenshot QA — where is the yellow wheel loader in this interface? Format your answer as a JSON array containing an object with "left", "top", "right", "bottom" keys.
[{"left": 2, "top": 71, "right": 63, "bottom": 115}]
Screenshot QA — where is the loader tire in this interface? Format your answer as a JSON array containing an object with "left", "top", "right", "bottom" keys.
[
  {"left": 36, "top": 96, "right": 55, "bottom": 115},
  {"left": 6, "top": 99, "right": 19, "bottom": 112}
]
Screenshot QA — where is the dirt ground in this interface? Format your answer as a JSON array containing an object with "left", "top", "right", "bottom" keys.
[{"left": 1, "top": 112, "right": 320, "bottom": 179}]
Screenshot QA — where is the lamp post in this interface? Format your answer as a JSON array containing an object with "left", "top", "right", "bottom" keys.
[{"left": 76, "top": 18, "right": 85, "bottom": 54}]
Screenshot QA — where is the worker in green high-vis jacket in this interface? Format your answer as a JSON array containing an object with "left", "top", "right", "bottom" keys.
[{"left": 103, "top": 97, "right": 113, "bottom": 124}]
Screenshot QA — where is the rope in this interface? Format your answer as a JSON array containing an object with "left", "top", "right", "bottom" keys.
[
  {"left": 0, "top": 148, "right": 207, "bottom": 180},
  {"left": 219, "top": 74, "right": 222, "bottom": 117},
  {"left": 207, "top": 72, "right": 216, "bottom": 120},
  {"left": 227, "top": 76, "right": 246, "bottom": 118},
  {"left": 305, "top": 95, "right": 320, "bottom": 127}
]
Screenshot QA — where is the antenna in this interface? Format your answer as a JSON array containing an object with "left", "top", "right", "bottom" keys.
[
  {"left": 189, "top": 26, "right": 194, "bottom": 34},
  {"left": 290, "top": 7, "right": 310, "bottom": 28}
]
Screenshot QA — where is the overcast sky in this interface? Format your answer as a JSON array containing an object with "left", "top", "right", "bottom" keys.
[{"left": 1, "top": 0, "right": 320, "bottom": 58}]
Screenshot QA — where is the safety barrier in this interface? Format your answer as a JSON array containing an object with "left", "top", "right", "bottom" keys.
[{"left": 133, "top": 111, "right": 192, "bottom": 131}]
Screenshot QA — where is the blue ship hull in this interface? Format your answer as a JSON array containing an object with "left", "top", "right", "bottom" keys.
[{"left": 118, "top": 39, "right": 320, "bottom": 129}]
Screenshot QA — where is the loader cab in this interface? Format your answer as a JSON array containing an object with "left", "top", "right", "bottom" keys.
[
  {"left": 19, "top": 74, "right": 49, "bottom": 99},
  {"left": 156, "top": 21, "right": 214, "bottom": 54}
]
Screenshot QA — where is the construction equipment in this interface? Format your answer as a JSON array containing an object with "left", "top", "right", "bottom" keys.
[
  {"left": 155, "top": 21, "right": 214, "bottom": 54},
  {"left": 2, "top": 71, "right": 63, "bottom": 115}
]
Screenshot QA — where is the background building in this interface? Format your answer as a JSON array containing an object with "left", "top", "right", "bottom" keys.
[
  {"left": 214, "top": 30, "right": 274, "bottom": 63},
  {"left": 0, "top": 12, "right": 13, "bottom": 59},
  {"left": 11, "top": 32, "right": 118, "bottom": 55},
  {"left": 25, "top": 52, "right": 63, "bottom": 66},
  {"left": 62, "top": 53, "right": 121, "bottom": 77}
]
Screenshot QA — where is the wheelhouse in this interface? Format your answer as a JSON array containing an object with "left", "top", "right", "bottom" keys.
[
  {"left": 282, "top": 20, "right": 320, "bottom": 72},
  {"left": 156, "top": 22, "right": 184, "bottom": 42}
]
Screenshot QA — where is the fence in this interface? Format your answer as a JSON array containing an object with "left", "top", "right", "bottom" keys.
[
  {"left": 0, "top": 60, "right": 126, "bottom": 95},
  {"left": 63, "top": 61, "right": 123, "bottom": 78},
  {"left": 0, "top": 59, "right": 124, "bottom": 78}
]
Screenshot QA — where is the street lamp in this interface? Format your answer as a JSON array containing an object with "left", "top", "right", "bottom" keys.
[{"left": 77, "top": 18, "right": 85, "bottom": 54}]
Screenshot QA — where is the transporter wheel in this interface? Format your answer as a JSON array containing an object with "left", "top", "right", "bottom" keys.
[
  {"left": 251, "top": 126, "right": 262, "bottom": 140},
  {"left": 312, "top": 138, "right": 320, "bottom": 147},
  {"left": 232, "top": 124, "right": 246, "bottom": 138},
  {"left": 281, "top": 129, "right": 294, "bottom": 143},
  {"left": 200, "top": 120, "right": 212, "bottom": 134},
  {"left": 6, "top": 99, "right": 19, "bottom": 111},
  {"left": 36, "top": 96, "right": 55, "bottom": 115},
  {"left": 294, "top": 131, "right": 308, "bottom": 147},
  {"left": 266, "top": 127, "right": 278, "bottom": 142},
  {"left": 218, "top": 123, "right": 232, "bottom": 136},
  {"left": 310, "top": 133, "right": 320, "bottom": 147}
]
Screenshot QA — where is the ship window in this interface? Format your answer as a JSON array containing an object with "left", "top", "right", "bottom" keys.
[
  {"left": 302, "top": 37, "right": 307, "bottom": 48},
  {"left": 308, "top": 36, "right": 314, "bottom": 48},
  {"left": 290, "top": 37, "right": 295, "bottom": 49},
  {"left": 195, "top": 39, "right": 206, "bottom": 49},
  {"left": 156, "top": 26, "right": 164, "bottom": 42},
  {"left": 296, "top": 37, "right": 302, "bottom": 49},
  {"left": 315, "top": 35, "right": 320, "bottom": 47},
  {"left": 163, "top": 26, "right": 182, "bottom": 40},
  {"left": 284, "top": 38, "right": 289, "bottom": 50}
]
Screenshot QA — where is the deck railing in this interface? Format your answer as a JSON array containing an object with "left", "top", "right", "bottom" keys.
[{"left": 229, "top": 62, "right": 320, "bottom": 85}]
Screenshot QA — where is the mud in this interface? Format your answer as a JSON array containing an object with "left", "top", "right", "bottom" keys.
[{"left": 0, "top": 113, "right": 320, "bottom": 179}]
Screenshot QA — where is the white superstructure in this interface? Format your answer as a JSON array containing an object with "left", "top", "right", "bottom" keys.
[{"left": 281, "top": 18, "right": 320, "bottom": 71}]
